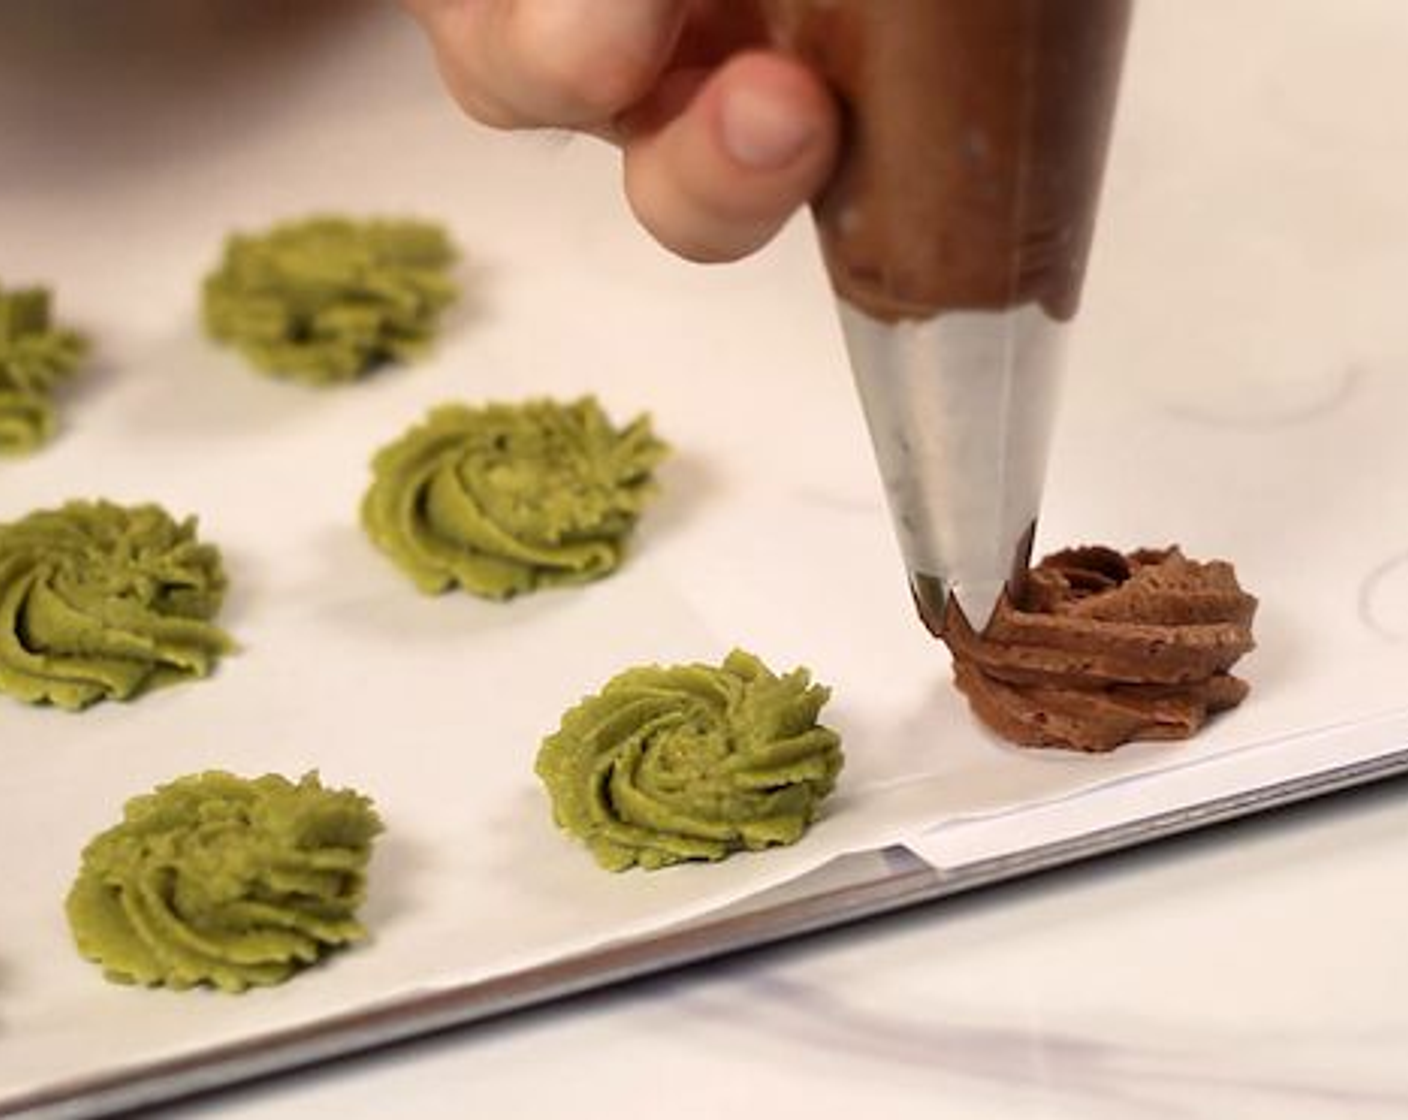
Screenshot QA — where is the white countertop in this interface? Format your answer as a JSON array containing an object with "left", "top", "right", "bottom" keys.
[{"left": 5, "top": 3, "right": 1408, "bottom": 1117}]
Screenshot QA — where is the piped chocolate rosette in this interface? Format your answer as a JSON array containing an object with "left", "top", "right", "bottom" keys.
[
  {"left": 361, "top": 397, "right": 668, "bottom": 600},
  {"left": 66, "top": 771, "right": 382, "bottom": 991},
  {"left": 0, "top": 500, "right": 233, "bottom": 710},
  {"left": 943, "top": 547, "right": 1257, "bottom": 752},
  {"left": 536, "top": 650, "right": 844, "bottom": 871}
]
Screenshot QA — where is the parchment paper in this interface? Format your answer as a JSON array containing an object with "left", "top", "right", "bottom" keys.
[{"left": 2, "top": 0, "right": 1406, "bottom": 1105}]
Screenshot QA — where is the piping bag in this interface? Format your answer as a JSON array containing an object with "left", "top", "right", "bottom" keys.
[{"left": 761, "top": 0, "right": 1132, "bottom": 634}]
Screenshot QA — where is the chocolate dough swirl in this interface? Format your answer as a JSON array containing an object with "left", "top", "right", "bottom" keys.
[
  {"left": 943, "top": 547, "right": 1257, "bottom": 752},
  {"left": 0, "top": 500, "right": 233, "bottom": 710},
  {"left": 361, "top": 397, "right": 668, "bottom": 600},
  {"left": 66, "top": 771, "right": 382, "bottom": 992},
  {"left": 536, "top": 650, "right": 844, "bottom": 871}
]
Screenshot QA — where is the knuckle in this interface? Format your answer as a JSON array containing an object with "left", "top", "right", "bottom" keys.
[
  {"left": 434, "top": 46, "right": 524, "bottom": 129},
  {"left": 507, "top": 7, "right": 661, "bottom": 124},
  {"left": 520, "top": 49, "right": 653, "bottom": 124}
]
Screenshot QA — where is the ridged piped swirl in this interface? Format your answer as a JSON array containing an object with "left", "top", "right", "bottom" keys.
[
  {"left": 202, "top": 215, "right": 458, "bottom": 383},
  {"left": 66, "top": 772, "right": 383, "bottom": 992},
  {"left": 536, "top": 650, "right": 844, "bottom": 871},
  {"left": 943, "top": 546, "right": 1258, "bottom": 752},
  {"left": 0, "top": 500, "right": 233, "bottom": 710},
  {"left": 0, "top": 283, "right": 87, "bottom": 454},
  {"left": 361, "top": 397, "right": 668, "bottom": 599}
]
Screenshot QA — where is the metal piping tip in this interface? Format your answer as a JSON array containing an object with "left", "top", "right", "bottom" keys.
[
  {"left": 837, "top": 301, "right": 1065, "bottom": 637},
  {"left": 910, "top": 519, "right": 1036, "bottom": 637}
]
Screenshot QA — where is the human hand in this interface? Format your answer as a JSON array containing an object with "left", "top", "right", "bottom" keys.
[{"left": 401, "top": 0, "right": 839, "bottom": 262}]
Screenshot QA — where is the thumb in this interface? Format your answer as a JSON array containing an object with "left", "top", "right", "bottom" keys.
[{"left": 619, "top": 51, "right": 839, "bottom": 263}]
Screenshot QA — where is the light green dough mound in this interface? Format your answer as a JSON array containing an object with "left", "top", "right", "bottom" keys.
[
  {"left": 361, "top": 397, "right": 669, "bottom": 599},
  {"left": 67, "top": 771, "right": 383, "bottom": 992},
  {"left": 0, "top": 283, "right": 87, "bottom": 455},
  {"left": 0, "top": 499, "right": 233, "bottom": 710},
  {"left": 202, "top": 215, "right": 458, "bottom": 383},
  {"left": 536, "top": 650, "right": 844, "bottom": 871}
]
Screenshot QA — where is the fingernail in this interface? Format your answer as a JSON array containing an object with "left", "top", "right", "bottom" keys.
[{"left": 719, "top": 84, "right": 816, "bottom": 171}]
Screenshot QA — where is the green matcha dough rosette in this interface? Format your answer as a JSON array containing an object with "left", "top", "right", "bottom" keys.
[
  {"left": 202, "top": 214, "right": 458, "bottom": 383},
  {"left": 536, "top": 650, "right": 844, "bottom": 871},
  {"left": 0, "top": 500, "right": 233, "bottom": 710},
  {"left": 67, "top": 771, "right": 383, "bottom": 992},
  {"left": 361, "top": 397, "right": 668, "bottom": 599},
  {"left": 0, "top": 282, "right": 87, "bottom": 454}
]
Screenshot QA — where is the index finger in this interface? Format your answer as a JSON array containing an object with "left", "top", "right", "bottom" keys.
[{"left": 403, "top": 0, "right": 688, "bottom": 130}]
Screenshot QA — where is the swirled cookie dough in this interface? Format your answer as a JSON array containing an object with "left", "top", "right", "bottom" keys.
[
  {"left": 943, "top": 546, "right": 1257, "bottom": 752},
  {"left": 202, "top": 215, "right": 458, "bottom": 383},
  {"left": 67, "top": 771, "right": 383, "bottom": 992},
  {"left": 0, "top": 282, "right": 87, "bottom": 455},
  {"left": 0, "top": 500, "right": 233, "bottom": 710},
  {"left": 362, "top": 397, "right": 668, "bottom": 599},
  {"left": 536, "top": 650, "right": 844, "bottom": 871}
]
